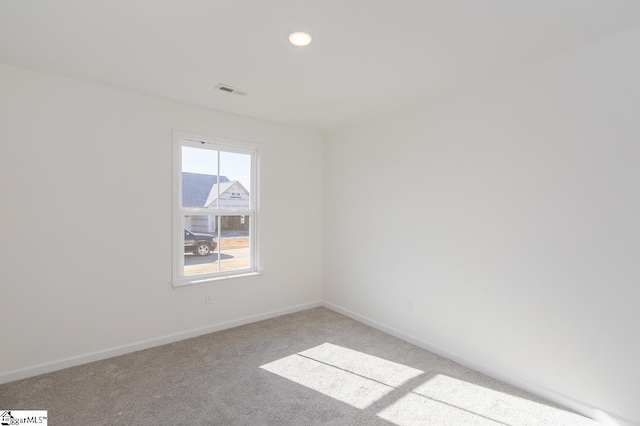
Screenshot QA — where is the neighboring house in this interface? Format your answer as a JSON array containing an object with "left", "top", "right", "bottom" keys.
[
  {"left": 182, "top": 172, "right": 230, "bottom": 208},
  {"left": 182, "top": 172, "right": 250, "bottom": 233},
  {"left": 204, "top": 181, "right": 250, "bottom": 210}
]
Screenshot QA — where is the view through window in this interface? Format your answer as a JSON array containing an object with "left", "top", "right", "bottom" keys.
[{"left": 174, "top": 134, "right": 258, "bottom": 286}]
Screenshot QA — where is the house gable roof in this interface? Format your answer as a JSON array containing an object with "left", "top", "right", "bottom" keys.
[
  {"left": 182, "top": 172, "right": 230, "bottom": 207},
  {"left": 204, "top": 181, "right": 250, "bottom": 207}
]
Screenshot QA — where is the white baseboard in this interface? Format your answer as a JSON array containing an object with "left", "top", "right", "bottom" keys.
[
  {"left": 0, "top": 300, "right": 323, "bottom": 386},
  {"left": 322, "top": 301, "right": 638, "bottom": 426}
]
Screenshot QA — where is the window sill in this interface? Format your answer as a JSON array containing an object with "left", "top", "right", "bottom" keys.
[{"left": 172, "top": 271, "right": 263, "bottom": 290}]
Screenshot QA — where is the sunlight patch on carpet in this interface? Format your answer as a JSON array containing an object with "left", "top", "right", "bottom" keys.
[
  {"left": 298, "top": 342, "right": 424, "bottom": 387},
  {"left": 261, "top": 344, "right": 598, "bottom": 426},
  {"left": 260, "top": 353, "right": 392, "bottom": 409},
  {"left": 377, "top": 374, "right": 599, "bottom": 426},
  {"left": 260, "top": 343, "right": 423, "bottom": 409},
  {"left": 377, "top": 391, "right": 506, "bottom": 426}
]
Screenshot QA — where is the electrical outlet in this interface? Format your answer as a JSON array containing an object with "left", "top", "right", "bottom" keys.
[{"left": 206, "top": 293, "right": 213, "bottom": 304}]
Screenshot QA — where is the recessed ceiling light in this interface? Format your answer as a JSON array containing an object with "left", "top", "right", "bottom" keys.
[{"left": 288, "top": 31, "right": 312, "bottom": 47}]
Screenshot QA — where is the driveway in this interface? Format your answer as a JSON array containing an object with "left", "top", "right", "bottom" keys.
[{"left": 184, "top": 247, "right": 250, "bottom": 274}]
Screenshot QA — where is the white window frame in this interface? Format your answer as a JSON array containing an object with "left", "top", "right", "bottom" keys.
[{"left": 172, "top": 131, "right": 261, "bottom": 288}]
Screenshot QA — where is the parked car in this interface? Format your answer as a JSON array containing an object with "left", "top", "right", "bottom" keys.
[{"left": 184, "top": 229, "right": 217, "bottom": 256}]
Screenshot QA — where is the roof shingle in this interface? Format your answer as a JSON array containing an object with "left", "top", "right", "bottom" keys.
[{"left": 182, "top": 172, "right": 229, "bottom": 207}]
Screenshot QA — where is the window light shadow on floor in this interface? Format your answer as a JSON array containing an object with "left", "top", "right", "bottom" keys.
[
  {"left": 260, "top": 342, "right": 423, "bottom": 409},
  {"left": 260, "top": 343, "right": 599, "bottom": 426}
]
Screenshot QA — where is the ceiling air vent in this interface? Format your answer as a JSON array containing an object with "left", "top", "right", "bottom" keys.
[{"left": 215, "top": 84, "right": 247, "bottom": 96}]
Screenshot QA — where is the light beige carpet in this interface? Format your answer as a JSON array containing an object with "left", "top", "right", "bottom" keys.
[{"left": 0, "top": 307, "right": 598, "bottom": 425}]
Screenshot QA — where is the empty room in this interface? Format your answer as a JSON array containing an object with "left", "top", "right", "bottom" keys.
[{"left": 1, "top": 1, "right": 639, "bottom": 425}]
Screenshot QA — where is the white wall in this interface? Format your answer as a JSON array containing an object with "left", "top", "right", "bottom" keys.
[
  {"left": 324, "top": 28, "right": 640, "bottom": 424},
  {"left": 0, "top": 64, "right": 323, "bottom": 378}
]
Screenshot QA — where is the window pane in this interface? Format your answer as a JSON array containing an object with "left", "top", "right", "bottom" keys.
[
  {"left": 181, "top": 146, "right": 221, "bottom": 208},
  {"left": 183, "top": 214, "right": 251, "bottom": 277},
  {"left": 219, "top": 215, "right": 251, "bottom": 272},
  {"left": 183, "top": 216, "right": 219, "bottom": 276},
  {"left": 219, "top": 151, "right": 252, "bottom": 209},
  {"left": 175, "top": 136, "right": 258, "bottom": 286}
]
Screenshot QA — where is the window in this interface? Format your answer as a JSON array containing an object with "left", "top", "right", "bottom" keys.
[{"left": 173, "top": 132, "right": 260, "bottom": 287}]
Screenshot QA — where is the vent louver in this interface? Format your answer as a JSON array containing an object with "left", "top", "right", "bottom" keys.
[{"left": 215, "top": 84, "right": 247, "bottom": 96}]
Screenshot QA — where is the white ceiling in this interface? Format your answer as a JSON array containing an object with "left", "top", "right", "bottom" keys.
[{"left": 1, "top": 1, "right": 640, "bottom": 133}]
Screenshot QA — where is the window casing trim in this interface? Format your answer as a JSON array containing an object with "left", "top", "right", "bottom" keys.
[{"left": 172, "top": 131, "right": 261, "bottom": 288}]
